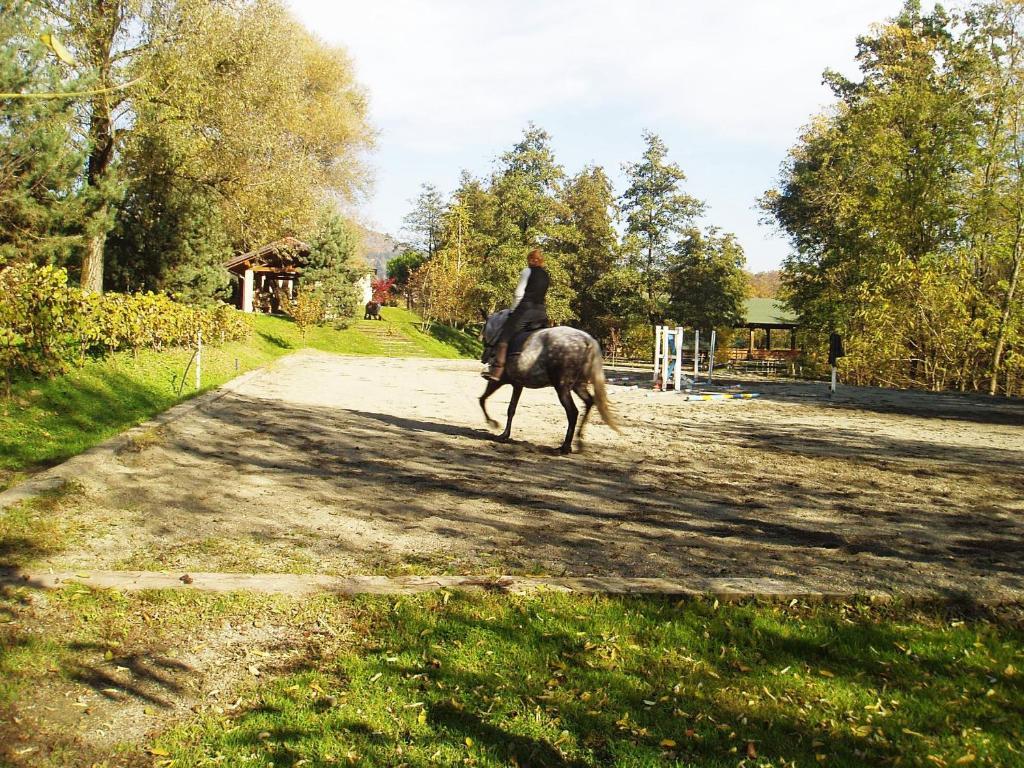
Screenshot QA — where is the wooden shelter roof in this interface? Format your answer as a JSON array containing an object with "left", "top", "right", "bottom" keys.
[{"left": 224, "top": 237, "right": 310, "bottom": 275}]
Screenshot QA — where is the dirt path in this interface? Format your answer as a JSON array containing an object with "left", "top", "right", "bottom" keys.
[{"left": 13, "top": 350, "right": 1024, "bottom": 599}]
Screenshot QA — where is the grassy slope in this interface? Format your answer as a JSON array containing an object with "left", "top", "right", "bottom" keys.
[
  {"left": 3, "top": 586, "right": 1017, "bottom": 768},
  {"left": 155, "top": 593, "right": 1023, "bottom": 767},
  {"left": 0, "top": 308, "right": 481, "bottom": 489}
]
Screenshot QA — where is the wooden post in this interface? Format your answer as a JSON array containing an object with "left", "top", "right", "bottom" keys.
[
  {"left": 748, "top": 327, "right": 754, "bottom": 358},
  {"left": 830, "top": 365, "right": 837, "bottom": 396},
  {"left": 195, "top": 328, "right": 202, "bottom": 391},
  {"left": 766, "top": 327, "right": 772, "bottom": 352},
  {"left": 242, "top": 269, "right": 254, "bottom": 313},
  {"left": 693, "top": 329, "right": 700, "bottom": 381}
]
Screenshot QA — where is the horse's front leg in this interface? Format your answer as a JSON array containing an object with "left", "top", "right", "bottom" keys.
[
  {"left": 497, "top": 385, "right": 523, "bottom": 442},
  {"left": 479, "top": 379, "right": 504, "bottom": 428},
  {"left": 556, "top": 386, "right": 579, "bottom": 454}
]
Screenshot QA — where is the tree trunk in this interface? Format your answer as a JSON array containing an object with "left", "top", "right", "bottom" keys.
[
  {"left": 81, "top": 224, "right": 106, "bottom": 293},
  {"left": 989, "top": 233, "right": 1023, "bottom": 395},
  {"left": 80, "top": 0, "right": 118, "bottom": 292}
]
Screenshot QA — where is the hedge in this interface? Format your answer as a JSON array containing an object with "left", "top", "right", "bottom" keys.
[{"left": 0, "top": 263, "right": 251, "bottom": 385}]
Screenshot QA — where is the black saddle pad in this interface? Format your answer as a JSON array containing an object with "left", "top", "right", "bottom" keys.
[{"left": 508, "top": 322, "right": 545, "bottom": 356}]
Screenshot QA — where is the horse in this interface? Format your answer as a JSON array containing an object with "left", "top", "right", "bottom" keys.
[
  {"left": 364, "top": 300, "right": 382, "bottom": 320},
  {"left": 479, "top": 309, "right": 618, "bottom": 454}
]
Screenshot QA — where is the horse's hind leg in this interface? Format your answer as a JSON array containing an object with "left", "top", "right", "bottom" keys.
[
  {"left": 556, "top": 386, "right": 579, "bottom": 454},
  {"left": 572, "top": 383, "right": 594, "bottom": 448}
]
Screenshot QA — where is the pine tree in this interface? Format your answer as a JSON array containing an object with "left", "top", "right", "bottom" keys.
[
  {"left": 620, "top": 131, "right": 704, "bottom": 325},
  {"left": 0, "top": 3, "right": 83, "bottom": 268}
]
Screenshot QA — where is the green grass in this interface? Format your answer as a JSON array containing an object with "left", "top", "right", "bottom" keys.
[
  {"left": 151, "top": 592, "right": 1024, "bottom": 768},
  {"left": 0, "top": 481, "right": 83, "bottom": 568},
  {"left": 0, "top": 308, "right": 476, "bottom": 490},
  {"left": 2, "top": 587, "right": 1021, "bottom": 767}
]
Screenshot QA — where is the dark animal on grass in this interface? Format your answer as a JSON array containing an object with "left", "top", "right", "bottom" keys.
[
  {"left": 364, "top": 300, "right": 382, "bottom": 320},
  {"left": 479, "top": 309, "right": 619, "bottom": 454}
]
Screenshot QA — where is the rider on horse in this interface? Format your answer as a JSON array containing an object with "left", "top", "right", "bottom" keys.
[{"left": 487, "top": 248, "right": 549, "bottom": 381}]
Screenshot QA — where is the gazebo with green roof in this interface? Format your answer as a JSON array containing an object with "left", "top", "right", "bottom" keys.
[{"left": 731, "top": 298, "right": 800, "bottom": 362}]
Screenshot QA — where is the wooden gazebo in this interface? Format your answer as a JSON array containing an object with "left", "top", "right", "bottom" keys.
[
  {"left": 224, "top": 237, "right": 310, "bottom": 313},
  {"left": 730, "top": 298, "right": 800, "bottom": 362}
]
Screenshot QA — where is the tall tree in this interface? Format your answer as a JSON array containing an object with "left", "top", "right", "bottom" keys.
[
  {"left": 667, "top": 227, "right": 748, "bottom": 330},
  {"left": 0, "top": 2, "right": 84, "bottom": 267},
  {"left": 487, "top": 124, "right": 574, "bottom": 322},
  {"left": 762, "top": 2, "right": 986, "bottom": 390},
  {"left": 37, "top": 0, "right": 159, "bottom": 292},
  {"left": 402, "top": 183, "right": 444, "bottom": 258},
  {"left": 106, "top": 0, "right": 374, "bottom": 298},
  {"left": 962, "top": 1, "right": 1024, "bottom": 393},
  {"left": 620, "top": 131, "right": 704, "bottom": 325},
  {"left": 555, "top": 165, "right": 619, "bottom": 340},
  {"left": 300, "top": 212, "right": 364, "bottom": 323}
]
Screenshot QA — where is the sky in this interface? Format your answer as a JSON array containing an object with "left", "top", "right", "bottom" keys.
[{"left": 286, "top": 0, "right": 929, "bottom": 272}]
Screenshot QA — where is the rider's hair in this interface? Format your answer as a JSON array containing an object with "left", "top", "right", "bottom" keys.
[{"left": 527, "top": 248, "right": 544, "bottom": 267}]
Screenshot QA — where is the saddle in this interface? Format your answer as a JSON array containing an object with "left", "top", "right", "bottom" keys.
[{"left": 507, "top": 320, "right": 547, "bottom": 357}]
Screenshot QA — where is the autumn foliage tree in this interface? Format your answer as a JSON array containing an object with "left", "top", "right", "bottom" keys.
[{"left": 763, "top": 1, "right": 1024, "bottom": 394}]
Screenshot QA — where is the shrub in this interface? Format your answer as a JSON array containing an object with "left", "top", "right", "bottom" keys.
[
  {"left": 0, "top": 263, "right": 79, "bottom": 386},
  {"left": 0, "top": 263, "right": 251, "bottom": 390}
]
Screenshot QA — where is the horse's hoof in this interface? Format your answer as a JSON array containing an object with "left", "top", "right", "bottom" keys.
[
  {"left": 486, "top": 419, "right": 499, "bottom": 429},
  {"left": 496, "top": 434, "right": 510, "bottom": 443},
  {"left": 558, "top": 444, "right": 572, "bottom": 455}
]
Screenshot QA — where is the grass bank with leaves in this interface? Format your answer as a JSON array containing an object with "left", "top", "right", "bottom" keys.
[
  {"left": 0, "top": 308, "right": 481, "bottom": 490},
  {"left": 152, "top": 592, "right": 1023, "bottom": 768},
  {"left": 2, "top": 586, "right": 1020, "bottom": 767}
]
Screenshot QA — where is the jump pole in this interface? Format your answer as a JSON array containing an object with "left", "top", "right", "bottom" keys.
[
  {"left": 662, "top": 326, "right": 670, "bottom": 390},
  {"left": 652, "top": 325, "right": 662, "bottom": 387},
  {"left": 693, "top": 329, "right": 700, "bottom": 381},
  {"left": 674, "top": 326, "right": 683, "bottom": 392},
  {"left": 707, "top": 329, "right": 716, "bottom": 384}
]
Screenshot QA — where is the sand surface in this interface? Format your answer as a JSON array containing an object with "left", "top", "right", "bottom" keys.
[{"left": 36, "top": 350, "right": 1024, "bottom": 598}]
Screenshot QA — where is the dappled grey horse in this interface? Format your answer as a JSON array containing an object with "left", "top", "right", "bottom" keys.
[{"left": 479, "top": 310, "right": 618, "bottom": 454}]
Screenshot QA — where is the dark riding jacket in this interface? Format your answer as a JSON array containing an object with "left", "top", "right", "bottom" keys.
[{"left": 502, "top": 266, "right": 549, "bottom": 342}]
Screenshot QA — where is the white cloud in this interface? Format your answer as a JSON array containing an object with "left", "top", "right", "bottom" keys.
[{"left": 287, "top": 0, "right": 929, "bottom": 268}]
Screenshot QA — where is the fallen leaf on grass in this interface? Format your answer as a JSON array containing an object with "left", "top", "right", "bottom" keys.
[
  {"left": 747, "top": 742, "right": 757, "bottom": 759},
  {"left": 660, "top": 739, "right": 677, "bottom": 749},
  {"left": 955, "top": 755, "right": 976, "bottom": 765}
]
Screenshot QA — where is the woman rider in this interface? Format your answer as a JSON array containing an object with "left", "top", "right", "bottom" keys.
[{"left": 487, "top": 248, "right": 549, "bottom": 380}]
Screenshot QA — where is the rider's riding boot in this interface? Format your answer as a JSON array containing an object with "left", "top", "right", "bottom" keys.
[{"left": 488, "top": 342, "right": 509, "bottom": 381}]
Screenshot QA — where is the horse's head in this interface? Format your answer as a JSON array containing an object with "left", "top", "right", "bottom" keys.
[
  {"left": 481, "top": 310, "right": 510, "bottom": 363},
  {"left": 482, "top": 310, "right": 510, "bottom": 347}
]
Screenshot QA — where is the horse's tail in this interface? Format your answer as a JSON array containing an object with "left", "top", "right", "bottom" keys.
[{"left": 587, "top": 337, "right": 620, "bottom": 433}]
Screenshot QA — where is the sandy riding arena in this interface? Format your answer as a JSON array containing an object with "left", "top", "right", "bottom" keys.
[{"left": 20, "top": 351, "right": 1024, "bottom": 598}]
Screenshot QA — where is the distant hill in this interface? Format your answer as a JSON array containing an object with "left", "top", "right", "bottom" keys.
[
  {"left": 747, "top": 270, "right": 782, "bottom": 298},
  {"left": 355, "top": 225, "right": 405, "bottom": 277}
]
